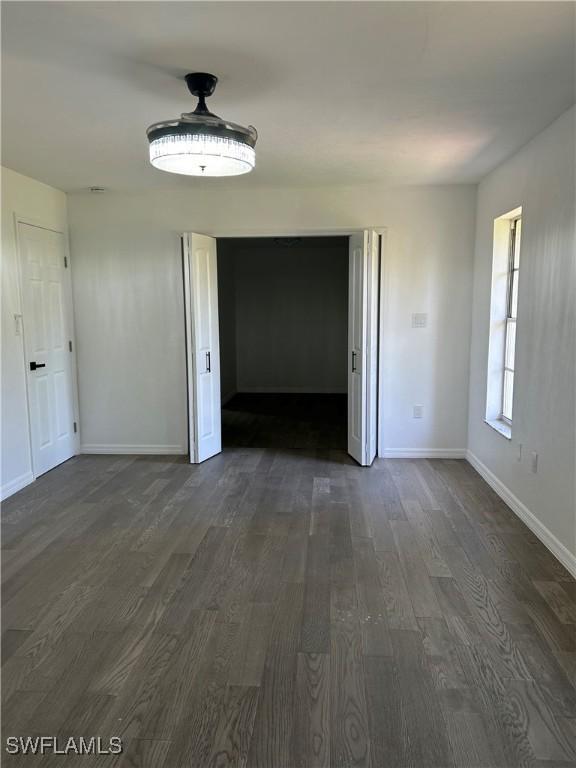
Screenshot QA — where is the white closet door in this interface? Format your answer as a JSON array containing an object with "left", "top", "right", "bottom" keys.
[
  {"left": 348, "top": 230, "right": 379, "bottom": 466},
  {"left": 182, "top": 233, "right": 222, "bottom": 463},
  {"left": 19, "top": 222, "right": 77, "bottom": 476}
]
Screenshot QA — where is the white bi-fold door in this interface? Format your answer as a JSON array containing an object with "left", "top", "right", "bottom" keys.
[
  {"left": 18, "top": 222, "right": 78, "bottom": 476},
  {"left": 182, "top": 233, "right": 222, "bottom": 463},
  {"left": 182, "top": 229, "right": 378, "bottom": 466},
  {"left": 348, "top": 229, "right": 379, "bottom": 466}
]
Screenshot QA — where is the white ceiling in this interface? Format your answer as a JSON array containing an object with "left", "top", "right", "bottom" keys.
[{"left": 2, "top": 2, "right": 574, "bottom": 191}]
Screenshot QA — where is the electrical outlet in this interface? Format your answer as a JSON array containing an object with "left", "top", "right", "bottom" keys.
[
  {"left": 412, "top": 313, "right": 428, "bottom": 328},
  {"left": 14, "top": 314, "right": 23, "bottom": 336},
  {"left": 517, "top": 443, "right": 522, "bottom": 462},
  {"left": 531, "top": 452, "right": 538, "bottom": 473},
  {"left": 413, "top": 405, "right": 424, "bottom": 419}
]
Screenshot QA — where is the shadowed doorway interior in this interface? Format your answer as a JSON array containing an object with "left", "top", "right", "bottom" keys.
[{"left": 217, "top": 237, "right": 349, "bottom": 452}]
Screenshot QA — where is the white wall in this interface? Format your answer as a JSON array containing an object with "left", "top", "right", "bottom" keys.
[
  {"left": 218, "top": 237, "right": 348, "bottom": 395},
  {"left": 468, "top": 106, "right": 576, "bottom": 568},
  {"left": 68, "top": 222, "right": 187, "bottom": 454},
  {"left": 1, "top": 167, "right": 69, "bottom": 498},
  {"left": 67, "top": 183, "right": 476, "bottom": 456}
]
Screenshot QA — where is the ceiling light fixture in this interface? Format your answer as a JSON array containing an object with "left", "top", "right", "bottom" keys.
[{"left": 146, "top": 73, "right": 257, "bottom": 177}]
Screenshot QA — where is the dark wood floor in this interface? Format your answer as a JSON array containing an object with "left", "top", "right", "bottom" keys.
[
  {"left": 2, "top": 397, "right": 575, "bottom": 767},
  {"left": 222, "top": 393, "right": 347, "bottom": 450}
]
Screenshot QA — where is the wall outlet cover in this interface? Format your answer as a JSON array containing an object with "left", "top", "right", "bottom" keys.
[{"left": 412, "top": 313, "right": 428, "bottom": 328}]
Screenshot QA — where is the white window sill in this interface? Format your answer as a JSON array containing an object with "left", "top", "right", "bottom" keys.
[{"left": 485, "top": 418, "right": 511, "bottom": 440}]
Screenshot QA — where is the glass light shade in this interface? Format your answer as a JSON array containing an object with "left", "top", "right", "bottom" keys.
[{"left": 149, "top": 133, "right": 255, "bottom": 177}]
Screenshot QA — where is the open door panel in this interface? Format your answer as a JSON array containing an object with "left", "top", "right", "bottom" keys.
[
  {"left": 348, "top": 229, "right": 379, "bottom": 466},
  {"left": 182, "top": 233, "right": 222, "bottom": 463}
]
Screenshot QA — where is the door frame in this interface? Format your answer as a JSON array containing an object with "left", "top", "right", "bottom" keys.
[
  {"left": 180, "top": 226, "right": 386, "bottom": 459},
  {"left": 14, "top": 214, "right": 81, "bottom": 479}
]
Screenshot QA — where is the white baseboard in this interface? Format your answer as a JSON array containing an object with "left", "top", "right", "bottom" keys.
[
  {"left": 81, "top": 444, "right": 187, "bottom": 455},
  {"left": 1, "top": 470, "right": 35, "bottom": 501},
  {"left": 379, "top": 448, "right": 467, "bottom": 459},
  {"left": 466, "top": 450, "right": 576, "bottom": 579}
]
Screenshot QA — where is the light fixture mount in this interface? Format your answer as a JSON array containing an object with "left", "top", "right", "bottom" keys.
[
  {"left": 147, "top": 71, "right": 257, "bottom": 177},
  {"left": 185, "top": 72, "right": 218, "bottom": 111}
]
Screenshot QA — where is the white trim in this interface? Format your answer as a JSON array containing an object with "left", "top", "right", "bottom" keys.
[
  {"left": 1, "top": 471, "right": 35, "bottom": 501},
  {"left": 208, "top": 227, "right": 389, "bottom": 238},
  {"left": 237, "top": 386, "right": 347, "bottom": 395},
  {"left": 196, "top": 228, "right": 361, "bottom": 238},
  {"left": 466, "top": 450, "right": 576, "bottom": 579},
  {"left": 378, "top": 230, "right": 389, "bottom": 458},
  {"left": 13, "top": 215, "right": 37, "bottom": 480},
  {"left": 81, "top": 444, "right": 187, "bottom": 455},
  {"left": 485, "top": 418, "right": 512, "bottom": 440},
  {"left": 380, "top": 449, "right": 467, "bottom": 459},
  {"left": 182, "top": 233, "right": 196, "bottom": 461},
  {"left": 61, "top": 234, "right": 82, "bottom": 455}
]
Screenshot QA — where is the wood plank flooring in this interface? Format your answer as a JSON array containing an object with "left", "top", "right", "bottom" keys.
[{"left": 2, "top": 395, "right": 575, "bottom": 766}]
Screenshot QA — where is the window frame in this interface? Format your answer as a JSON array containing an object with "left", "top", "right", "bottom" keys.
[{"left": 500, "top": 215, "right": 521, "bottom": 425}]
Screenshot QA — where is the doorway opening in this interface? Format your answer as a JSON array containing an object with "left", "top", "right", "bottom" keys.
[
  {"left": 182, "top": 229, "right": 382, "bottom": 466},
  {"left": 217, "top": 236, "right": 348, "bottom": 451}
]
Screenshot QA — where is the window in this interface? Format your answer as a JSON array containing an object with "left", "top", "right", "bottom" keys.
[
  {"left": 485, "top": 206, "right": 522, "bottom": 438},
  {"left": 501, "top": 216, "right": 521, "bottom": 423}
]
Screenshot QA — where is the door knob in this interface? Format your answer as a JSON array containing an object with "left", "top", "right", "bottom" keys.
[{"left": 29, "top": 361, "right": 46, "bottom": 371}]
